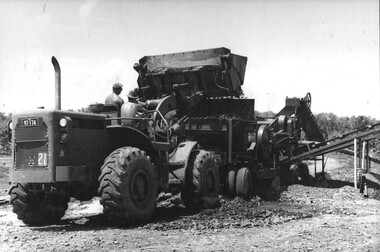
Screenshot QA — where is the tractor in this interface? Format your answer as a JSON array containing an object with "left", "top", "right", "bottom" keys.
[{"left": 8, "top": 47, "right": 323, "bottom": 226}]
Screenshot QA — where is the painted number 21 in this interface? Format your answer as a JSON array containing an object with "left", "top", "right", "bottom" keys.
[{"left": 38, "top": 153, "right": 47, "bottom": 167}]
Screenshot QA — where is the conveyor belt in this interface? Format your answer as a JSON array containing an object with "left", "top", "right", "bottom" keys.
[{"left": 289, "top": 123, "right": 380, "bottom": 162}]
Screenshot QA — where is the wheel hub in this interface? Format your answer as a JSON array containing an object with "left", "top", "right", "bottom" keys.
[
  {"left": 205, "top": 170, "right": 216, "bottom": 194},
  {"left": 130, "top": 170, "right": 150, "bottom": 206}
]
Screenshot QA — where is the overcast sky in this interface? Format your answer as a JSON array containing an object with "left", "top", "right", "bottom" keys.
[{"left": 0, "top": 0, "right": 379, "bottom": 118}]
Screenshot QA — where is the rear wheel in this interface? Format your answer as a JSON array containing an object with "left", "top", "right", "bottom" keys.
[
  {"left": 9, "top": 183, "right": 69, "bottom": 225},
  {"left": 236, "top": 167, "right": 253, "bottom": 198},
  {"left": 181, "top": 150, "right": 220, "bottom": 209},
  {"left": 98, "top": 147, "right": 157, "bottom": 226},
  {"left": 226, "top": 169, "right": 236, "bottom": 196}
]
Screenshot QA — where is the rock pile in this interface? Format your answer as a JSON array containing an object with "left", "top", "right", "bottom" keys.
[{"left": 143, "top": 193, "right": 313, "bottom": 231}]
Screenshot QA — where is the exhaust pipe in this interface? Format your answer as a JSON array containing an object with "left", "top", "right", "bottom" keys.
[{"left": 51, "top": 56, "right": 61, "bottom": 110}]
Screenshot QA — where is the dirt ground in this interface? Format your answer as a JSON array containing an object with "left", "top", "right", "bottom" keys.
[{"left": 1, "top": 153, "right": 380, "bottom": 251}]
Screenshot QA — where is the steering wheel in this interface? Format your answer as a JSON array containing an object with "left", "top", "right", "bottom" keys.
[{"left": 304, "top": 92, "right": 312, "bottom": 108}]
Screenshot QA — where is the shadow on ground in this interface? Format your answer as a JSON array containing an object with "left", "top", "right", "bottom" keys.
[
  {"left": 19, "top": 167, "right": 380, "bottom": 232},
  {"left": 31, "top": 200, "right": 204, "bottom": 232}
]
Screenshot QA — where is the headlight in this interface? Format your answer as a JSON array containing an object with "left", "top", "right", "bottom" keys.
[
  {"left": 8, "top": 121, "right": 12, "bottom": 130},
  {"left": 59, "top": 117, "right": 68, "bottom": 127}
]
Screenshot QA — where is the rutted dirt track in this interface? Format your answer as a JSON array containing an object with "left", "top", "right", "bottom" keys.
[{"left": 1, "top": 154, "right": 380, "bottom": 251}]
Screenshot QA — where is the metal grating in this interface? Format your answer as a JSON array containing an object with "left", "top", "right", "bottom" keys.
[{"left": 15, "top": 117, "right": 48, "bottom": 141}]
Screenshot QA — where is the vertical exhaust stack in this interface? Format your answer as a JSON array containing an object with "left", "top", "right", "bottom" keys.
[{"left": 51, "top": 56, "right": 61, "bottom": 110}]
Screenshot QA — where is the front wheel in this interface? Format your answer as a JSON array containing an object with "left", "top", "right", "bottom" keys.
[
  {"left": 9, "top": 183, "right": 69, "bottom": 225},
  {"left": 98, "top": 147, "right": 157, "bottom": 226}
]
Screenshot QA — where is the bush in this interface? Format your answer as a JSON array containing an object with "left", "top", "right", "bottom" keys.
[
  {"left": 314, "top": 113, "right": 379, "bottom": 139},
  {"left": 0, "top": 112, "right": 11, "bottom": 151}
]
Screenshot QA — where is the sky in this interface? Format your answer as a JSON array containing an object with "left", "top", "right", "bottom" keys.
[{"left": 0, "top": 0, "right": 379, "bottom": 118}]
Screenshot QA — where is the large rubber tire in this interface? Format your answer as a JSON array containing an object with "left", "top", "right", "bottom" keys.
[
  {"left": 226, "top": 169, "right": 236, "bottom": 196},
  {"left": 98, "top": 147, "right": 157, "bottom": 226},
  {"left": 9, "top": 183, "right": 69, "bottom": 225},
  {"left": 236, "top": 167, "right": 253, "bottom": 198},
  {"left": 182, "top": 150, "right": 220, "bottom": 209}
]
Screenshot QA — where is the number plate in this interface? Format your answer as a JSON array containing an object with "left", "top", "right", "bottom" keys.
[
  {"left": 38, "top": 153, "right": 48, "bottom": 167},
  {"left": 22, "top": 118, "right": 39, "bottom": 127}
]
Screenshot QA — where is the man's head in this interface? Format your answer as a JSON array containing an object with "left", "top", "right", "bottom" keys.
[
  {"left": 112, "top": 83, "right": 123, "bottom": 95},
  {"left": 128, "top": 88, "right": 139, "bottom": 102}
]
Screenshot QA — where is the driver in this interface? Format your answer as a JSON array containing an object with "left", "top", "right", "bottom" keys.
[{"left": 121, "top": 89, "right": 148, "bottom": 129}]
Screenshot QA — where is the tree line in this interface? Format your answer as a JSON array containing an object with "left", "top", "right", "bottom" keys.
[{"left": 314, "top": 113, "right": 379, "bottom": 139}]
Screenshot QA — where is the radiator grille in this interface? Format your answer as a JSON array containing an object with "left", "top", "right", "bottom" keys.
[
  {"left": 14, "top": 117, "right": 49, "bottom": 169},
  {"left": 15, "top": 117, "right": 47, "bottom": 141}
]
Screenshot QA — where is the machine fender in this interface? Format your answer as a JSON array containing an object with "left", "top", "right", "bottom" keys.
[
  {"left": 168, "top": 141, "right": 198, "bottom": 169},
  {"left": 108, "top": 126, "right": 153, "bottom": 151}
]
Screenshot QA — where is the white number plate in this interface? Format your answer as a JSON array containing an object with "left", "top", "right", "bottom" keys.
[
  {"left": 38, "top": 153, "right": 48, "bottom": 167},
  {"left": 22, "top": 118, "right": 38, "bottom": 127}
]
